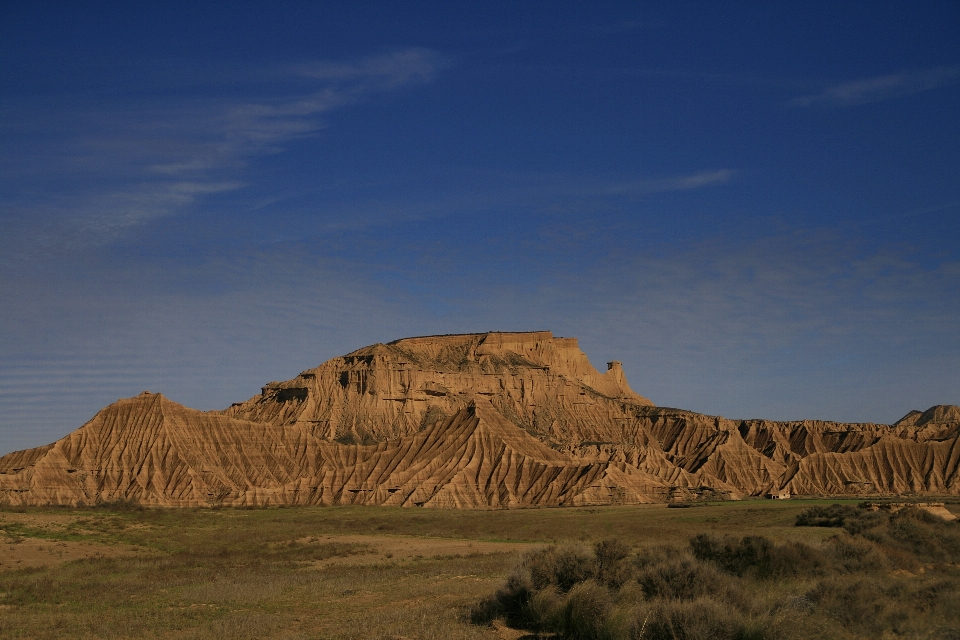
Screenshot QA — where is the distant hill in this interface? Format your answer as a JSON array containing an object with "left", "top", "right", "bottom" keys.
[{"left": 2, "top": 331, "right": 958, "bottom": 507}]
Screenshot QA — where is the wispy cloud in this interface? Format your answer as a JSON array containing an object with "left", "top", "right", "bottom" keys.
[
  {"left": 0, "top": 49, "right": 451, "bottom": 247},
  {"left": 293, "top": 48, "right": 450, "bottom": 88},
  {"left": 601, "top": 169, "right": 734, "bottom": 195},
  {"left": 84, "top": 181, "right": 246, "bottom": 233},
  {"left": 791, "top": 66, "right": 960, "bottom": 107}
]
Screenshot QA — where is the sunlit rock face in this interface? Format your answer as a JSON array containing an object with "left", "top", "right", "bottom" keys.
[
  {"left": 225, "top": 331, "right": 652, "bottom": 447},
  {"left": 2, "top": 331, "right": 959, "bottom": 508}
]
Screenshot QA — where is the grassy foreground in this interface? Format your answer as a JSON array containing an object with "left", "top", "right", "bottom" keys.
[{"left": 0, "top": 500, "right": 948, "bottom": 639}]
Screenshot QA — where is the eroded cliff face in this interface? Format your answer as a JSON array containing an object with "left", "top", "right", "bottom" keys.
[
  {"left": 1, "top": 331, "right": 958, "bottom": 507},
  {"left": 223, "top": 331, "right": 652, "bottom": 448},
  {"left": 0, "top": 392, "right": 673, "bottom": 508}
]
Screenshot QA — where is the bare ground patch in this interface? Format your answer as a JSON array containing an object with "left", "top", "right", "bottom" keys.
[
  {"left": 0, "top": 510, "right": 151, "bottom": 571},
  {"left": 0, "top": 537, "right": 143, "bottom": 571}
]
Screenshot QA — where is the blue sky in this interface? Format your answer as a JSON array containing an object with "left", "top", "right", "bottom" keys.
[{"left": 2, "top": 2, "right": 959, "bottom": 453}]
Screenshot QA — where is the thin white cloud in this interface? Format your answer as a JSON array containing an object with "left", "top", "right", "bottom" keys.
[
  {"left": 601, "top": 169, "right": 735, "bottom": 195},
  {"left": 148, "top": 158, "right": 220, "bottom": 175},
  {"left": 83, "top": 181, "right": 246, "bottom": 233},
  {"left": 791, "top": 66, "right": 960, "bottom": 107},
  {"left": 1, "top": 49, "right": 450, "bottom": 246},
  {"left": 293, "top": 48, "right": 450, "bottom": 88}
]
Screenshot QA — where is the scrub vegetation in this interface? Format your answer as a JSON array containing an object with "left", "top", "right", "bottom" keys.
[
  {"left": 0, "top": 500, "right": 957, "bottom": 639},
  {"left": 472, "top": 503, "right": 960, "bottom": 639}
]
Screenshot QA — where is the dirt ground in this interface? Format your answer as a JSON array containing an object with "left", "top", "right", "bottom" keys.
[
  {"left": 0, "top": 511, "right": 145, "bottom": 571},
  {"left": 0, "top": 537, "right": 143, "bottom": 571}
]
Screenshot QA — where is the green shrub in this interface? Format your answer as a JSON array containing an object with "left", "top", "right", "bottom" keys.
[
  {"left": 912, "top": 578, "right": 960, "bottom": 614},
  {"left": 555, "top": 581, "right": 614, "bottom": 640},
  {"left": 806, "top": 573, "right": 960, "bottom": 636},
  {"left": 469, "top": 572, "right": 535, "bottom": 628},
  {"left": 806, "top": 576, "right": 894, "bottom": 636},
  {"left": 632, "top": 544, "right": 683, "bottom": 570},
  {"left": 794, "top": 503, "right": 858, "bottom": 527},
  {"left": 525, "top": 587, "right": 564, "bottom": 634},
  {"left": 846, "top": 508, "right": 960, "bottom": 568},
  {"left": 795, "top": 503, "right": 886, "bottom": 534},
  {"left": 885, "top": 509, "right": 960, "bottom": 563},
  {"left": 636, "top": 556, "right": 737, "bottom": 603},
  {"left": 842, "top": 508, "right": 887, "bottom": 535},
  {"left": 468, "top": 594, "right": 502, "bottom": 626},
  {"left": 690, "top": 534, "right": 825, "bottom": 579},
  {"left": 825, "top": 534, "right": 888, "bottom": 573},
  {"left": 525, "top": 545, "right": 596, "bottom": 593},
  {"left": 471, "top": 516, "right": 960, "bottom": 639},
  {"left": 628, "top": 598, "right": 753, "bottom": 640},
  {"left": 595, "top": 539, "right": 633, "bottom": 589}
]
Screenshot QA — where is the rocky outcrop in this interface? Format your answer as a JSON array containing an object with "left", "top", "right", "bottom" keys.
[
  {"left": 1, "top": 331, "right": 958, "bottom": 507},
  {"left": 224, "top": 331, "right": 651, "bottom": 447}
]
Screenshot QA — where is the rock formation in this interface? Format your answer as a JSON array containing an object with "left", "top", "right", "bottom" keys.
[
  {"left": 1, "top": 331, "right": 958, "bottom": 507},
  {"left": 223, "top": 331, "right": 651, "bottom": 447}
]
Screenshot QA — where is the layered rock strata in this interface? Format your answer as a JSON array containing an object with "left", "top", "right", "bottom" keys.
[
  {"left": 1, "top": 331, "right": 958, "bottom": 507},
  {"left": 224, "top": 331, "right": 651, "bottom": 446}
]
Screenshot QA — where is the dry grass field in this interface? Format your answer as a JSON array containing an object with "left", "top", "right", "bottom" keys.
[{"left": 1, "top": 499, "right": 955, "bottom": 639}]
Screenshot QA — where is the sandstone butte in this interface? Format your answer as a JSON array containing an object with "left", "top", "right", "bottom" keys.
[{"left": 1, "top": 331, "right": 959, "bottom": 508}]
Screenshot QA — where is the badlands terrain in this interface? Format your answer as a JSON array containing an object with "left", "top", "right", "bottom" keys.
[
  {"left": 3, "top": 331, "right": 960, "bottom": 639},
  {"left": 2, "top": 330, "right": 959, "bottom": 508}
]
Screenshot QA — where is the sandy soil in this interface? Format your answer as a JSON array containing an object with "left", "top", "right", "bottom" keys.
[
  {"left": 0, "top": 511, "right": 148, "bottom": 571},
  {"left": 0, "top": 537, "right": 143, "bottom": 571}
]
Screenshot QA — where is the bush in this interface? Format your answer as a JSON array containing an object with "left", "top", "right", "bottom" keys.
[
  {"left": 825, "top": 535, "right": 888, "bottom": 573},
  {"left": 471, "top": 517, "right": 960, "bottom": 639},
  {"left": 844, "top": 508, "right": 960, "bottom": 568},
  {"left": 806, "top": 576, "right": 893, "bottom": 636},
  {"left": 595, "top": 539, "right": 633, "bottom": 589},
  {"left": 843, "top": 508, "right": 887, "bottom": 535},
  {"left": 525, "top": 545, "right": 596, "bottom": 593},
  {"left": 555, "top": 581, "right": 613, "bottom": 640},
  {"left": 807, "top": 574, "right": 960, "bottom": 635},
  {"left": 690, "top": 534, "right": 825, "bottom": 580},
  {"left": 628, "top": 598, "right": 753, "bottom": 640},
  {"left": 912, "top": 578, "right": 960, "bottom": 614},
  {"left": 469, "top": 572, "right": 533, "bottom": 628},
  {"left": 632, "top": 544, "right": 683, "bottom": 570},
  {"left": 471, "top": 544, "right": 602, "bottom": 629},
  {"left": 884, "top": 509, "right": 960, "bottom": 564},
  {"left": 637, "top": 556, "right": 737, "bottom": 603},
  {"left": 525, "top": 587, "right": 564, "bottom": 634},
  {"left": 795, "top": 503, "right": 858, "bottom": 527},
  {"left": 468, "top": 594, "right": 502, "bottom": 626},
  {"left": 795, "top": 503, "right": 886, "bottom": 534}
]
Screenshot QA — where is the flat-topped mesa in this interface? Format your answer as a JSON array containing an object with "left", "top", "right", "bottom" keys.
[
  {"left": 388, "top": 331, "right": 642, "bottom": 400},
  {"left": 224, "top": 331, "right": 653, "bottom": 446}
]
